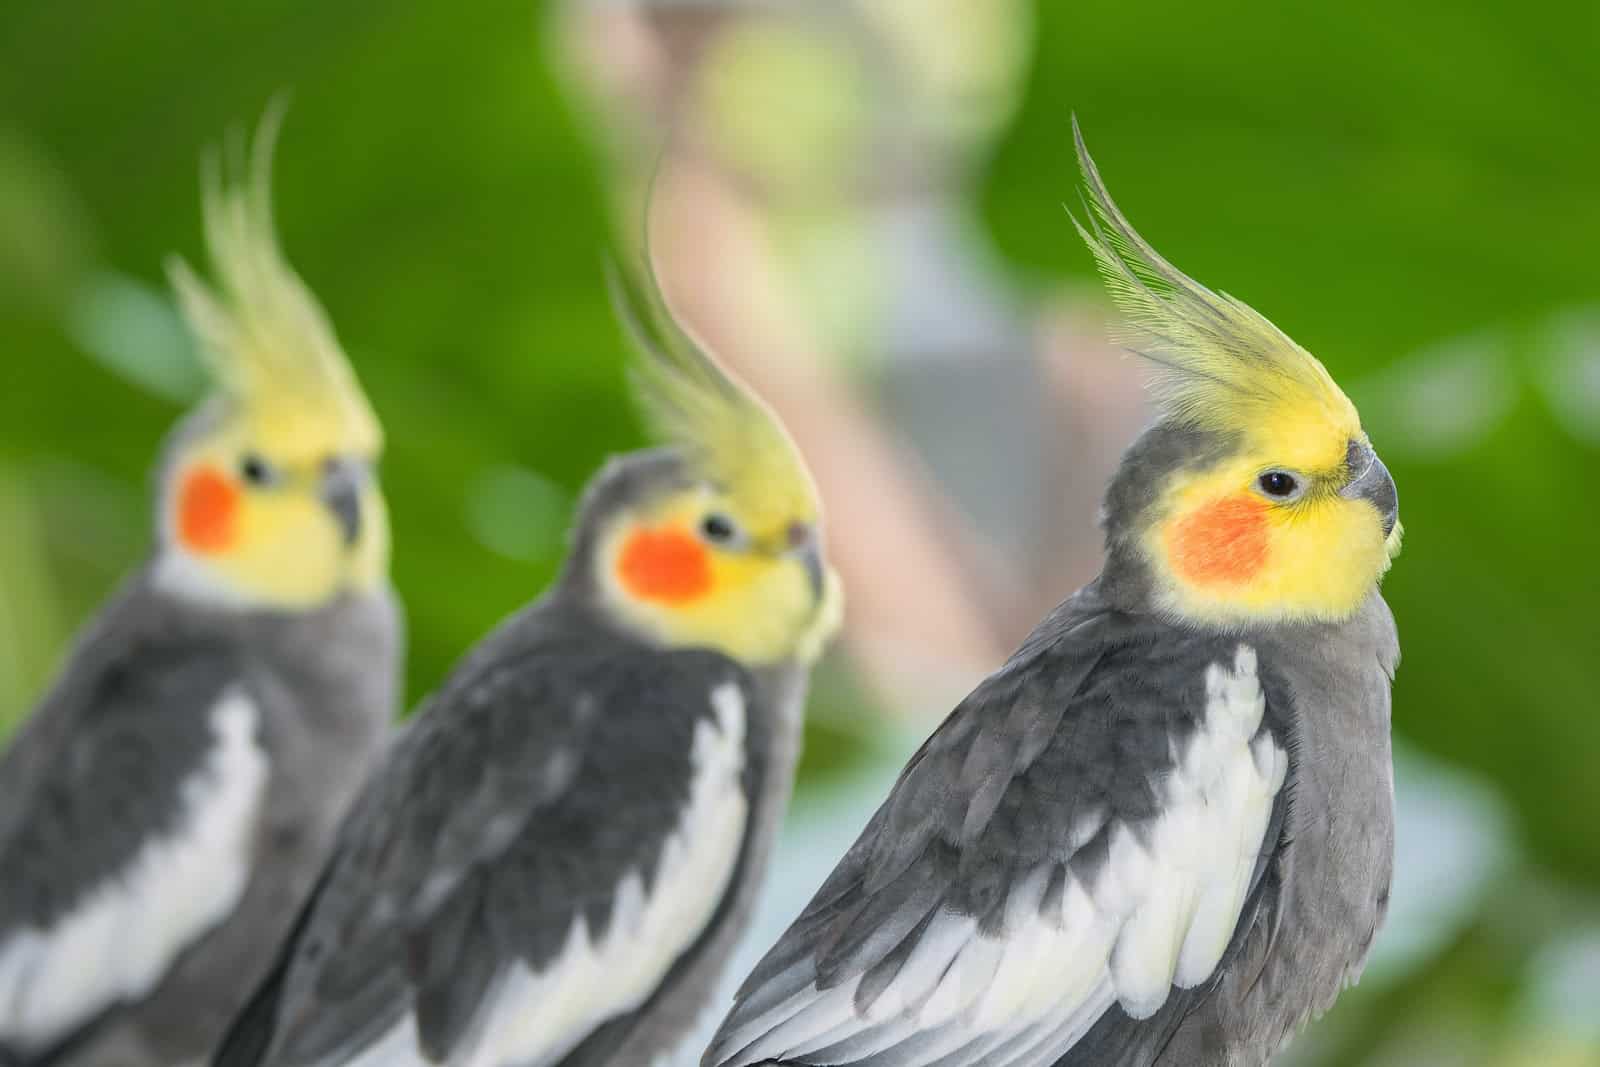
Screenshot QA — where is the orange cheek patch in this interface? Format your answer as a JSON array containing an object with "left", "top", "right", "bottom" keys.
[
  {"left": 1167, "top": 495, "right": 1270, "bottom": 586},
  {"left": 617, "top": 526, "right": 713, "bottom": 604},
  {"left": 177, "top": 466, "right": 239, "bottom": 554}
]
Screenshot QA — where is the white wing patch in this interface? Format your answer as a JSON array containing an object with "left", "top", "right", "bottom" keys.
[
  {"left": 0, "top": 691, "right": 269, "bottom": 1052},
  {"left": 716, "top": 646, "right": 1287, "bottom": 1067},
  {"left": 345, "top": 681, "right": 750, "bottom": 1067}
]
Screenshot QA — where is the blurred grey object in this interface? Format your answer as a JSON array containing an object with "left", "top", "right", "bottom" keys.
[{"left": 557, "top": 0, "right": 1145, "bottom": 708}]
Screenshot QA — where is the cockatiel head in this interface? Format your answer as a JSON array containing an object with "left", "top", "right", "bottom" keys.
[
  {"left": 1074, "top": 122, "right": 1401, "bottom": 627},
  {"left": 560, "top": 271, "right": 842, "bottom": 666},
  {"left": 154, "top": 111, "right": 388, "bottom": 611}
]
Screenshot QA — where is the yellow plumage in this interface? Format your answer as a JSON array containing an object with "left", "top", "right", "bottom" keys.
[
  {"left": 1070, "top": 119, "right": 1361, "bottom": 472},
  {"left": 599, "top": 263, "right": 840, "bottom": 664},
  {"left": 167, "top": 103, "right": 381, "bottom": 463},
  {"left": 611, "top": 266, "right": 821, "bottom": 539},
  {"left": 1070, "top": 122, "right": 1400, "bottom": 625}
]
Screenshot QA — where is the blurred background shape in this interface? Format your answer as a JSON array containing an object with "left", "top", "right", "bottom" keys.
[{"left": 2, "top": 0, "right": 1598, "bottom": 1063}]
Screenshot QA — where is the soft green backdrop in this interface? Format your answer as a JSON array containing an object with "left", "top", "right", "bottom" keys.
[
  {"left": 2, "top": 2, "right": 1597, "bottom": 1063},
  {"left": 987, "top": 1, "right": 1600, "bottom": 884}
]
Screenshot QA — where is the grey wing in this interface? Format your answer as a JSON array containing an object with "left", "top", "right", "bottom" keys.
[
  {"left": 0, "top": 644, "right": 270, "bottom": 1060},
  {"left": 239, "top": 639, "right": 756, "bottom": 1067},
  {"left": 705, "top": 607, "right": 1293, "bottom": 1067}
]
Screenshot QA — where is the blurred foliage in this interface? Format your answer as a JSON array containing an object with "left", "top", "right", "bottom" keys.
[
  {"left": 0, "top": 464, "right": 66, "bottom": 736},
  {"left": 1, "top": 2, "right": 1598, "bottom": 1060}
]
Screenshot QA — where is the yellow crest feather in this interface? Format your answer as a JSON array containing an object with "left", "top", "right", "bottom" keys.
[
  {"left": 1070, "top": 120, "right": 1360, "bottom": 465},
  {"left": 167, "top": 103, "right": 382, "bottom": 460},
  {"left": 609, "top": 264, "right": 819, "bottom": 533}
]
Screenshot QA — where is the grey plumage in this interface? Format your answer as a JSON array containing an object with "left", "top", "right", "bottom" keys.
[
  {"left": 0, "top": 565, "right": 399, "bottom": 1067},
  {"left": 213, "top": 449, "right": 820, "bottom": 1067},
  {"left": 705, "top": 124, "right": 1402, "bottom": 1067},
  {"left": 586, "top": 657, "right": 809, "bottom": 1067},
  {"left": 1129, "top": 596, "right": 1396, "bottom": 1065},
  {"left": 702, "top": 420, "right": 1400, "bottom": 1067},
  {"left": 0, "top": 107, "right": 403, "bottom": 1067}
]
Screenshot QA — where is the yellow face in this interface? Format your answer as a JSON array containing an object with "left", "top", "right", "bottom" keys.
[
  {"left": 597, "top": 484, "right": 841, "bottom": 665},
  {"left": 158, "top": 415, "right": 388, "bottom": 611},
  {"left": 1142, "top": 431, "right": 1401, "bottom": 627}
]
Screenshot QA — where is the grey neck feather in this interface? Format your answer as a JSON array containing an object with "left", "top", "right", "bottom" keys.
[
  {"left": 1095, "top": 423, "right": 1236, "bottom": 614},
  {"left": 552, "top": 446, "right": 697, "bottom": 610},
  {"left": 146, "top": 400, "right": 240, "bottom": 561}
]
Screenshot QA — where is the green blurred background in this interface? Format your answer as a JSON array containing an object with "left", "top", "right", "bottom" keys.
[{"left": 2, "top": 1, "right": 1597, "bottom": 1063}]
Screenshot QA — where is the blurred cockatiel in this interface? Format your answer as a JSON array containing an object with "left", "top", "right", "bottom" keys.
[
  {"left": 704, "top": 123, "right": 1403, "bottom": 1067},
  {"left": 208, "top": 268, "right": 843, "bottom": 1067},
  {"left": 0, "top": 116, "right": 401, "bottom": 1067}
]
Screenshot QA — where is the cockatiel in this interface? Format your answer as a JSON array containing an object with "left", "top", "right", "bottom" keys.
[
  {"left": 0, "top": 114, "right": 401, "bottom": 1067},
  {"left": 704, "top": 123, "right": 1403, "bottom": 1067},
  {"left": 209, "top": 270, "right": 843, "bottom": 1067}
]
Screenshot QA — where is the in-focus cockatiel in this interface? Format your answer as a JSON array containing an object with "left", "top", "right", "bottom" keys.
[
  {"left": 209, "top": 270, "right": 843, "bottom": 1067},
  {"left": 0, "top": 116, "right": 401, "bottom": 1067},
  {"left": 704, "top": 123, "right": 1403, "bottom": 1067}
]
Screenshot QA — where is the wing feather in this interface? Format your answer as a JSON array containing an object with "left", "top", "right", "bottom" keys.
[
  {"left": 221, "top": 630, "right": 755, "bottom": 1067},
  {"left": 706, "top": 601, "right": 1290, "bottom": 1067},
  {"left": 0, "top": 654, "right": 265, "bottom": 1059}
]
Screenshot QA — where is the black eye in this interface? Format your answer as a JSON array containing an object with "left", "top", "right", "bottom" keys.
[
  {"left": 1258, "top": 470, "right": 1299, "bottom": 498},
  {"left": 239, "top": 453, "right": 275, "bottom": 487},
  {"left": 700, "top": 513, "right": 739, "bottom": 544}
]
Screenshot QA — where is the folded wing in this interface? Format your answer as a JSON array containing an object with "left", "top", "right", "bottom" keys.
[
  {"left": 221, "top": 632, "right": 757, "bottom": 1067},
  {"left": 708, "top": 602, "right": 1290, "bottom": 1067},
  {"left": 0, "top": 649, "right": 267, "bottom": 1059}
]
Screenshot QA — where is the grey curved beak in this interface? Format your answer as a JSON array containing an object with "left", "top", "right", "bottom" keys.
[
  {"left": 1339, "top": 441, "right": 1398, "bottom": 537},
  {"left": 786, "top": 521, "right": 825, "bottom": 601},
  {"left": 321, "top": 458, "right": 365, "bottom": 546}
]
